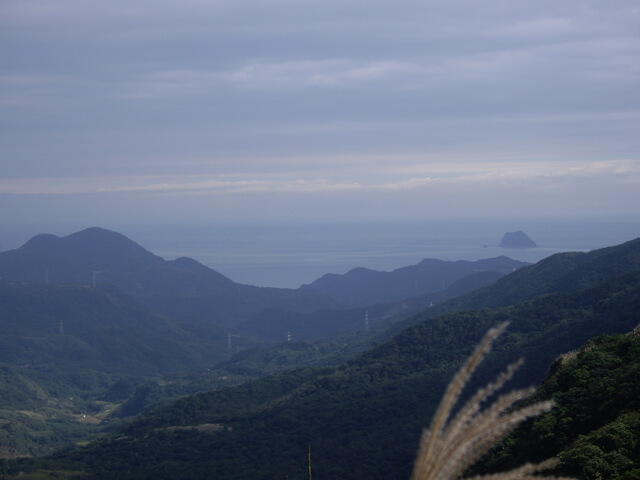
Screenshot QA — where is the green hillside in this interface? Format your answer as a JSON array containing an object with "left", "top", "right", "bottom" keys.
[
  {"left": 476, "top": 329, "right": 640, "bottom": 479},
  {"left": 14, "top": 268, "right": 639, "bottom": 480},
  {"left": 0, "top": 281, "right": 228, "bottom": 458},
  {"left": 0, "top": 282, "right": 225, "bottom": 373},
  {"left": 1, "top": 236, "right": 639, "bottom": 477}
]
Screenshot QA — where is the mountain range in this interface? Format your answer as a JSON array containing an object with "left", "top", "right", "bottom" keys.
[
  {"left": 0, "top": 228, "right": 638, "bottom": 479},
  {"left": 0, "top": 226, "right": 527, "bottom": 458},
  {"left": 0, "top": 227, "right": 526, "bottom": 344},
  {"left": 0, "top": 227, "right": 338, "bottom": 328},
  {"left": 301, "top": 255, "right": 525, "bottom": 307},
  {"left": 16, "top": 242, "right": 639, "bottom": 480}
]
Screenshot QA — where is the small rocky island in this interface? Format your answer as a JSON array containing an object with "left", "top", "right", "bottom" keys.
[{"left": 500, "top": 230, "right": 537, "bottom": 248}]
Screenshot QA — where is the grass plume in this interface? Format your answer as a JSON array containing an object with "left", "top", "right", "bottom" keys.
[{"left": 410, "top": 322, "right": 576, "bottom": 480}]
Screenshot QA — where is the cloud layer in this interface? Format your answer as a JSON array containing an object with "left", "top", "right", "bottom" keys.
[{"left": 1, "top": 0, "right": 639, "bottom": 228}]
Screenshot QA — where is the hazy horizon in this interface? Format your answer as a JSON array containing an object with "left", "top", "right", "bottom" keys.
[{"left": 1, "top": 216, "right": 638, "bottom": 288}]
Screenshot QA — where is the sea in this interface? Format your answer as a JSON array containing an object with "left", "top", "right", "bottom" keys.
[
  {"left": 121, "top": 217, "right": 640, "bottom": 289},
  {"left": 2, "top": 217, "right": 638, "bottom": 289}
]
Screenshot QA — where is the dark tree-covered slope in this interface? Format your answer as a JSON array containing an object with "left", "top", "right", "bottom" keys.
[
  {"left": 1, "top": 235, "right": 639, "bottom": 475},
  {"left": 0, "top": 281, "right": 231, "bottom": 458},
  {"left": 0, "top": 282, "right": 224, "bottom": 374},
  {"left": 464, "top": 237, "right": 640, "bottom": 305},
  {"left": 476, "top": 329, "right": 640, "bottom": 480},
  {"left": 23, "top": 269, "right": 640, "bottom": 480}
]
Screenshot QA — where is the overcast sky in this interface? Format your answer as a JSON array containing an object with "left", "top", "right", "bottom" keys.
[{"left": 1, "top": 0, "right": 639, "bottom": 238}]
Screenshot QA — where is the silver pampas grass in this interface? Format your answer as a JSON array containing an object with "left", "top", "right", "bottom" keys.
[{"left": 410, "top": 322, "right": 576, "bottom": 480}]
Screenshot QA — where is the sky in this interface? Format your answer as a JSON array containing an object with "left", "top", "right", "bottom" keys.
[{"left": 1, "top": 0, "right": 639, "bottom": 243}]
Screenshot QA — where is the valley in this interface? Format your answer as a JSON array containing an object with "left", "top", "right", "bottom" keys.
[{"left": 0, "top": 230, "right": 638, "bottom": 479}]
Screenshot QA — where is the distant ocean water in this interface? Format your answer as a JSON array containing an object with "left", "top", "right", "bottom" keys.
[{"left": 123, "top": 217, "right": 640, "bottom": 289}]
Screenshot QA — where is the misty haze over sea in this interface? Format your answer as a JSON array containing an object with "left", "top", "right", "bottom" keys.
[
  {"left": 1, "top": 217, "right": 636, "bottom": 289},
  {"left": 106, "top": 217, "right": 638, "bottom": 288}
]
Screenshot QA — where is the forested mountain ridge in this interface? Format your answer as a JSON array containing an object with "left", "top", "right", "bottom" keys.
[
  {"left": 0, "top": 227, "right": 517, "bottom": 460},
  {"left": 460, "top": 236, "right": 640, "bottom": 305},
  {"left": 237, "top": 270, "right": 506, "bottom": 342},
  {"left": 302, "top": 256, "right": 528, "bottom": 307},
  {"left": 0, "top": 227, "right": 341, "bottom": 328},
  {"left": 0, "top": 228, "right": 529, "bottom": 460},
  {"left": 1, "top": 234, "right": 639, "bottom": 478},
  {"left": 22, "top": 270, "right": 508, "bottom": 424},
  {"left": 16, "top": 266, "right": 640, "bottom": 479},
  {"left": 384, "top": 237, "right": 640, "bottom": 338},
  {"left": 0, "top": 227, "right": 524, "bottom": 342}
]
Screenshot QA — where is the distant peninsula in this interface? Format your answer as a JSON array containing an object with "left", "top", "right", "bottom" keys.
[{"left": 500, "top": 230, "right": 537, "bottom": 248}]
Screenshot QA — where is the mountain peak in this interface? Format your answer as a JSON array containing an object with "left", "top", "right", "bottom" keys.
[
  {"left": 69, "top": 226, "right": 125, "bottom": 239},
  {"left": 21, "top": 227, "right": 147, "bottom": 252},
  {"left": 0, "top": 227, "right": 163, "bottom": 286},
  {"left": 23, "top": 226, "right": 161, "bottom": 264},
  {"left": 65, "top": 227, "right": 153, "bottom": 255},
  {"left": 20, "top": 233, "right": 61, "bottom": 251}
]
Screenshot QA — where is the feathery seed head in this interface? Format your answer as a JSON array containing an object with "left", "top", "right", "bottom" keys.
[{"left": 410, "top": 323, "right": 575, "bottom": 480}]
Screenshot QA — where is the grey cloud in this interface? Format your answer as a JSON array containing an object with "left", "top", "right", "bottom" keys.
[{"left": 0, "top": 0, "right": 638, "bottom": 226}]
